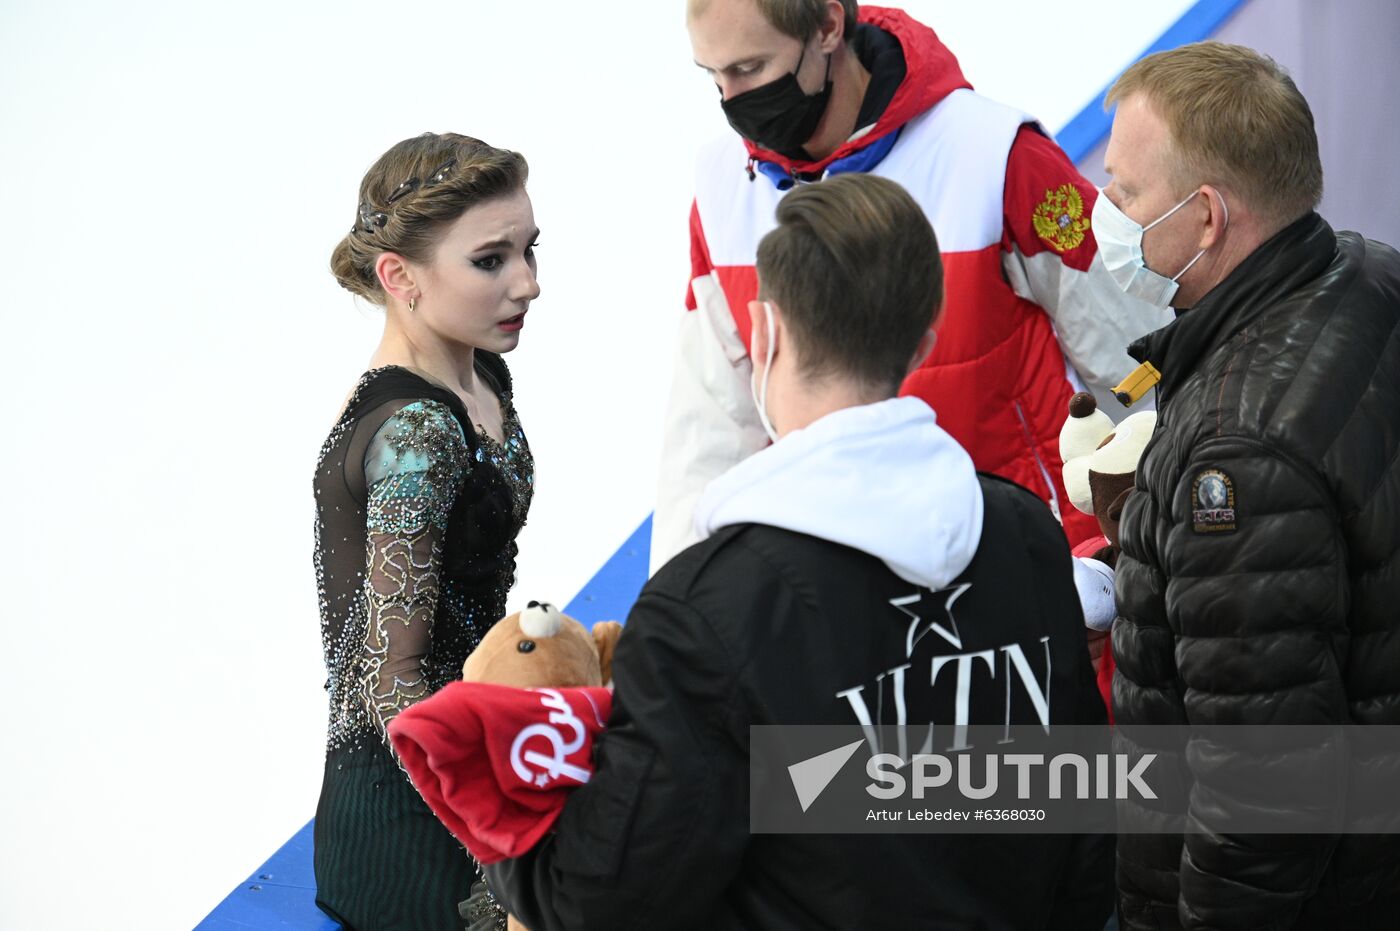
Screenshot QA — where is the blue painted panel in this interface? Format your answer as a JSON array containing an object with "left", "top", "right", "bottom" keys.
[
  {"left": 563, "top": 513, "right": 652, "bottom": 629},
  {"left": 197, "top": 820, "right": 339, "bottom": 930},
  {"left": 1056, "top": 0, "right": 1249, "bottom": 162}
]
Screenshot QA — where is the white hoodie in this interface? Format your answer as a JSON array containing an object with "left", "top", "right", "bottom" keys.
[{"left": 693, "top": 397, "right": 984, "bottom": 591}]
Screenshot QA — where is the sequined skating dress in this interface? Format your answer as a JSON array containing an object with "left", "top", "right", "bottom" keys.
[{"left": 312, "top": 360, "right": 532, "bottom": 931}]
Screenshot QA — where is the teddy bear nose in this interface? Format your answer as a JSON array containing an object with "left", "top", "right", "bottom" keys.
[{"left": 517, "top": 640, "right": 536, "bottom": 653}]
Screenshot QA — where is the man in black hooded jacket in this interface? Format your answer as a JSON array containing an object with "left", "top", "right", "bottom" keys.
[
  {"left": 1096, "top": 41, "right": 1400, "bottom": 930},
  {"left": 482, "top": 174, "right": 1112, "bottom": 929}
]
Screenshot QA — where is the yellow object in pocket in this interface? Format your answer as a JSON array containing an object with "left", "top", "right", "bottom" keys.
[{"left": 1113, "top": 361, "right": 1162, "bottom": 407}]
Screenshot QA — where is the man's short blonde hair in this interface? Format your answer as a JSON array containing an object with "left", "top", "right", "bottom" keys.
[
  {"left": 688, "top": 0, "right": 858, "bottom": 43},
  {"left": 1107, "top": 41, "right": 1323, "bottom": 229}
]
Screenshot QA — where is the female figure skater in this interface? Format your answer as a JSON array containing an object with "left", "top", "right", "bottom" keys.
[{"left": 314, "top": 132, "right": 538, "bottom": 930}]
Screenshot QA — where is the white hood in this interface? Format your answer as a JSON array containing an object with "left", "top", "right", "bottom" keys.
[{"left": 693, "top": 397, "right": 984, "bottom": 590}]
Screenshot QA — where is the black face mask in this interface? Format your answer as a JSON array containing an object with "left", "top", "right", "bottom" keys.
[{"left": 720, "top": 43, "right": 833, "bottom": 157}]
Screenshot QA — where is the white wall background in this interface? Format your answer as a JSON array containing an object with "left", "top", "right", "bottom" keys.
[{"left": 0, "top": 2, "right": 1195, "bottom": 928}]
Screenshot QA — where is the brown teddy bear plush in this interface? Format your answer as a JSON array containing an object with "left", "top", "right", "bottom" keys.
[
  {"left": 463, "top": 600, "right": 622, "bottom": 689},
  {"left": 390, "top": 601, "right": 622, "bottom": 931},
  {"left": 460, "top": 602, "right": 621, "bottom": 931}
]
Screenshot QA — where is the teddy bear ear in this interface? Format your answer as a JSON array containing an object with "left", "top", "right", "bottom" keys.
[
  {"left": 1060, "top": 393, "right": 1116, "bottom": 462},
  {"left": 519, "top": 601, "right": 563, "bottom": 637},
  {"left": 591, "top": 621, "right": 623, "bottom": 686}
]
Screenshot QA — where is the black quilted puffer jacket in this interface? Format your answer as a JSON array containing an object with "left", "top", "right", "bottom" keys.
[{"left": 1112, "top": 212, "right": 1400, "bottom": 930}]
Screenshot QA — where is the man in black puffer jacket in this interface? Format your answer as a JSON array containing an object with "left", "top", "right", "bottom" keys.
[{"left": 1094, "top": 41, "right": 1400, "bottom": 930}]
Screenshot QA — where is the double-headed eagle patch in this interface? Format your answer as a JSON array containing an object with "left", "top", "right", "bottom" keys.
[{"left": 1032, "top": 183, "right": 1090, "bottom": 253}]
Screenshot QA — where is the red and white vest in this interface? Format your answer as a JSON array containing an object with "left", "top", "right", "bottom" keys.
[{"left": 688, "top": 88, "right": 1098, "bottom": 543}]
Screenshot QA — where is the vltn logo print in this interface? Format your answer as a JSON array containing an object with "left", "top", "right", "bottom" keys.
[{"left": 835, "top": 586, "right": 1053, "bottom": 755}]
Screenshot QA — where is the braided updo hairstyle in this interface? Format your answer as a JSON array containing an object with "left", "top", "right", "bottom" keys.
[{"left": 330, "top": 133, "right": 529, "bottom": 304}]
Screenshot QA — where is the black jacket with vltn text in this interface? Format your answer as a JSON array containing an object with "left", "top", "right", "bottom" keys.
[{"left": 487, "top": 427, "right": 1111, "bottom": 931}]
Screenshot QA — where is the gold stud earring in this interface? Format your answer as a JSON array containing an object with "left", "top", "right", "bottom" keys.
[{"left": 409, "top": 297, "right": 416, "bottom": 313}]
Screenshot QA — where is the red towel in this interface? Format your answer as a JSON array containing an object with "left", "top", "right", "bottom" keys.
[{"left": 388, "top": 681, "right": 612, "bottom": 864}]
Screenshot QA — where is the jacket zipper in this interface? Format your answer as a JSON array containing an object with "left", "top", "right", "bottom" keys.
[{"left": 1014, "top": 401, "right": 1062, "bottom": 524}]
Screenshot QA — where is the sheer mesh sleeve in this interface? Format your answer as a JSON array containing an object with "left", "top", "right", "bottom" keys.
[{"left": 358, "top": 399, "right": 470, "bottom": 749}]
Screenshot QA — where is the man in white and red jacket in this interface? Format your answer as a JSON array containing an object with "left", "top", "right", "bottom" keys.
[{"left": 653, "top": 0, "right": 1172, "bottom": 570}]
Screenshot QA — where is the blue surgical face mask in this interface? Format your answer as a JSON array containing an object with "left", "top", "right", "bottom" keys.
[
  {"left": 1092, "top": 188, "right": 1228, "bottom": 307},
  {"left": 750, "top": 301, "right": 779, "bottom": 443}
]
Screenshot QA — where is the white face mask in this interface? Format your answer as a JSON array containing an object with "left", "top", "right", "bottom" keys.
[
  {"left": 750, "top": 301, "right": 780, "bottom": 443},
  {"left": 1092, "top": 188, "right": 1227, "bottom": 307}
]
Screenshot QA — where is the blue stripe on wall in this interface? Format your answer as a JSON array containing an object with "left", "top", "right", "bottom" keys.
[
  {"left": 198, "top": 822, "right": 338, "bottom": 930},
  {"left": 199, "top": 0, "right": 1250, "bottom": 926},
  {"left": 564, "top": 514, "right": 652, "bottom": 628},
  {"left": 1056, "top": 0, "right": 1249, "bottom": 162}
]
